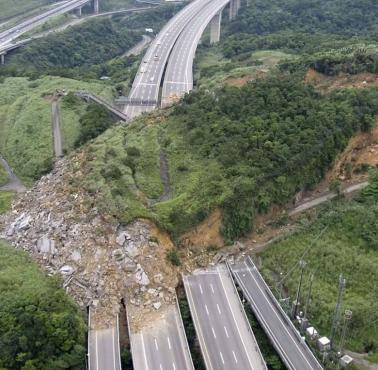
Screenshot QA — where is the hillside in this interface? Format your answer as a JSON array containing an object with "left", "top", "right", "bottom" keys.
[
  {"left": 0, "top": 240, "right": 86, "bottom": 370},
  {"left": 259, "top": 171, "right": 378, "bottom": 357},
  {"left": 0, "top": 0, "right": 378, "bottom": 367}
]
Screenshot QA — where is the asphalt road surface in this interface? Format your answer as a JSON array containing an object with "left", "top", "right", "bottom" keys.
[
  {"left": 183, "top": 264, "right": 267, "bottom": 370},
  {"left": 51, "top": 100, "right": 63, "bottom": 158},
  {"left": 161, "top": 0, "right": 229, "bottom": 107},
  {"left": 88, "top": 320, "right": 121, "bottom": 370},
  {"left": 0, "top": 155, "right": 25, "bottom": 192},
  {"left": 231, "top": 257, "right": 324, "bottom": 370},
  {"left": 124, "top": 0, "right": 212, "bottom": 118},
  {"left": 130, "top": 304, "right": 194, "bottom": 370},
  {"left": 0, "top": 0, "right": 90, "bottom": 47}
]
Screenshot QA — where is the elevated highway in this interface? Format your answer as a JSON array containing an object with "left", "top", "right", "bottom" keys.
[
  {"left": 161, "top": 0, "right": 229, "bottom": 107},
  {"left": 88, "top": 310, "right": 122, "bottom": 370},
  {"left": 125, "top": 0, "right": 240, "bottom": 117},
  {"left": 183, "top": 264, "right": 267, "bottom": 370},
  {"left": 129, "top": 304, "right": 194, "bottom": 370},
  {"left": 230, "top": 257, "right": 324, "bottom": 370},
  {"left": 0, "top": 7, "right": 155, "bottom": 57},
  {"left": 124, "top": 0, "right": 213, "bottom": 118},
  {"left": 0, "top": 0, "right": 97, "bottom": 57}
]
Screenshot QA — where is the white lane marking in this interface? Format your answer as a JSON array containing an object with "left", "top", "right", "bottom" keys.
[
  {"left": 95, "top": 331, "right": 99, "bottom": 370},
  {"left": 172, "top": 363, "right": 176, "bottom": 370},
  {"left": 210, "top": 284, "right": 214, "bottom": 293},
  {"left": 199, "top": 284, "right": 203, "bottom": 294},
  {"left": 217, "top": 304, "right": 221, "bottom": 315},
  {"left": 160, "top": 364, "right": 163, "bottom": 370},
  {"left": 154, "top": 338, "right": 159, "bottom": 350},
  {"left": 173, "top": 301, "right": 195, "bottom": 370},
  {"left": 233, "top": 350, "right": 238, "bottom": 363},
  {"left": 205, "top": 304, "right": 209, "bottom": 316},
  {"left": 224, "top": 326, "right": 229, "bottom": 338},
  {"left": 242, "top": 260, "right": 316, "bottom": 369},
  {"left": 211, "top": 327, "right": 216, "bottom": 339},
  {"left": 112, "top": 328, "right": 116, "bottom": 370},
  {"left": 183, "top": 276, "right": 214, "bottom": 370},
  {"left": 217, "top": 265, "right": 255, "bottom": 369},
  {"left": 220, "top": 351, "right": 225, "bottom": 364},
  {"left": 141, "top": 333, "right": 150, "bottom": 370},
  {"left": 167, "top": 336, "right": 172, "bottom": 350}
]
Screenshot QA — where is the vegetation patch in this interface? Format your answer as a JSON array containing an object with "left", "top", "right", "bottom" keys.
[
  {"left": 0, "top": 191, "right": 14, "bottom": 214},
  {"left": 76, "top": 69, "right": 378, "bottom": 242},
  {"left": 259, "top": 171, "right": 378, "bottom": 354},
  {"left": 0, "top": 165, "right": 8, "bottom": 186},
  {"left": 0, "top": 76, "right": 113, "bottom": 184},
  {"left": 0, "top": 240, "right": 86, "bottom": 369}
]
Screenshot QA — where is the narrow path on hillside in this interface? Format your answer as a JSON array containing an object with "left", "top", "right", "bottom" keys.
[
  {"left": 0, "top": 155, "right": 26, "bottom": 192},
  {"left": 289, "top": 181, "right": 368, "bottom": 216},
  {"left": 51, "top": 99, "right": 63, "bottom": 158},
  {"left": 157, "top": 149, "right": 171, "bottom": 201},
  {"left": 122, "top": 35, "right": 151, "bottom": 57}
]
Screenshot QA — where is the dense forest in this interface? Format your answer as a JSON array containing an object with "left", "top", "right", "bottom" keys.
[
  {"left": 221, "top": 0, "right": 378, "bottom": 61},
  {"left": 78, "top": 69, "right": 378, "bottom": 241},
  {"left": 0, "top": 241, "right": 86, "bottom": 370}
]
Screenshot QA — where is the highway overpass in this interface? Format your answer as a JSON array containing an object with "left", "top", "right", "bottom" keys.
[
  {"left": 124, "top": 0, "right": 241, "bottom": 117},
  {"left": 183, "top": 264, "right": 267, "bottom": 370},
  {"left": 0, "top": 6, "right": 155, "bottom": 59},
  {"left": 0, "top": 0, "right": 99, "bottom": 61},
  {"left": 124, "top": 0, "right": 214, "bottom": 118},
  {"left": 161, "top": 0, "right": 230, "bottom": 107},
  {"left": 230, "top": 257, "right": 324, "bottom": 370}
]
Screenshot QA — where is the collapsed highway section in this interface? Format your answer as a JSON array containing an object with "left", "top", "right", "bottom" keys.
[
  {"left": 230, "top": 257, "right": 324, "bottom": 370},
  {"left": 183, "top": 264, "right": 267, "bottom": 370}
]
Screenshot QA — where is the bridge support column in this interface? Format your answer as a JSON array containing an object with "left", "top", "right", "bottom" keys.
[
  {"left": 210, "top": 10, "right": 222, "bottom": 44},
  {"left": 229, "top": 0, "right": 237, "bottom": 20},
  {"left": 0, "top": 53, "right": 5, "bottom": 65},
  {"left": 93, "top": 0, "right": 99, "bottom": 14},
  {"left": 76, "top": 6, "right": 82, "bottom": 17}
]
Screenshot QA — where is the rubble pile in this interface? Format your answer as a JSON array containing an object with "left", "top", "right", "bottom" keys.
[{"left": 0, "top": 158, "right": 178, "bottom": 329}]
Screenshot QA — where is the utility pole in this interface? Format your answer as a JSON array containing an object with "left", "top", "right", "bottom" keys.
[
  {"left": 330, "top": 274, "right": 346, "bottom": 348},
  {"left": 304, "top": 272, "right": 314, "bottom": 320},
  {"left": 339, "top": 310, "right": 352, "bottom": 354},
  {"left": 292, "top": 259, "right": 306, "bottom": 319}
]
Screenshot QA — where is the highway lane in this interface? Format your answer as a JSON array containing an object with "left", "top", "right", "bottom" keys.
[
  {"left": 0, "top": 0, "right": 91, "bottom": 47},
  {"left": 161, "top": 0, "right": 228, "bottom": 107},
  {"left": 124, "top": 0, "right": 212, "bottom": 118},
  {"left": 231, "top": 257, "right": 324, "bottom": 370},
  {"left": 88, "top": 317, "right": 122, "bottom": 370},
  {"left": 130, "top": 304, "right": 194, "bottom": 370},
  {"left": 183, "top": 264, "right": 267, "bottom": 370}
]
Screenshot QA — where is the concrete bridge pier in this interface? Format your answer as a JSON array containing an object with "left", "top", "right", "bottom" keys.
[
  {"left": 93, "top": 0, "right": 99, "bottom": 14},
  {"left": 229, "top": 0, "right": 237, "bottom": 20},
  {"left": 76, "top": 6, "right": 82, "bottom": 17},
  {"left": 210, "top": 10, "right": 222, "bottom": 44},
  {"left": 1, "top": 53, "right": 5, "bottom": 65}
]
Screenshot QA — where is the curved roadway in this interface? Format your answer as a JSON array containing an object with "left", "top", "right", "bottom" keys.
[
  {"left": 124, "top": 0, "right": 213, "bottom": 118},
  {"left": 0, "top": 0, "right": 91, "bottom": 47},
  {"left": 161, "top": 0, "right": 228, "bottom": 107}
]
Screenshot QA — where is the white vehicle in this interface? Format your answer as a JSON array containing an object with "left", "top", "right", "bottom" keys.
[
  {"left": 150, "top": 77, "right": 154, "bottom": 82},
  {"left": 153, "top": 55, "right": 159, "bottom": 61},
  {"left": 140, "top": 67, "right": 146, "bottom": 73},
  {"left": 143, "top": 59, "right": 148, "bottom": 63},
  {"left": 145, "top": 28, "right": 153, "bottom": 33}
]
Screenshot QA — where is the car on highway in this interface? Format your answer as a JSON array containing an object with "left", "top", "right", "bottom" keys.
[
  {"left": 153, "top": 55, "right": 159, "bottom": 61},
  {"left": 150, "top": 77, "right": 154, "bottom": 82}
]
